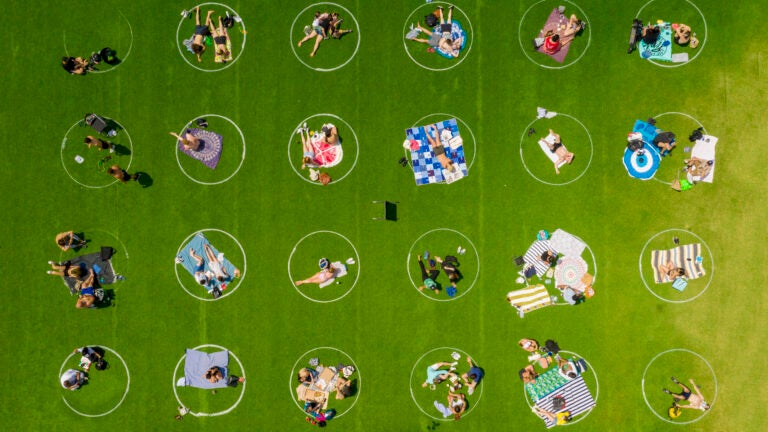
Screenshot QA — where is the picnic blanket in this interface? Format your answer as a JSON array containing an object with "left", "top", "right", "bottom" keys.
[
  {"left": 535, "top": 376, "right": 596, "bottom": 428},
  {"left": 318, "top": 262, "right": 348, "bottom": 288},
  {"left": 179, "top": 349, "right": 231, "bottom": 389},
  {"left": 554, "top": 256, "right": 588, "bottom": 290},
  {"left": 61, "top": 252, "right": 117, "bottom": 294},
  {"left": 650, "top": 243, "right": 706, "bottom": 283},
  {"left": 406, "top": 118, "right": 468, "bottom": 185},
  {"left": 523, "top": 240, "right": 559, "bottom": 277},
  {"left": 638, "top": 23, "right": 673, "bottom": 61},
  {"left": 549, "top": 229, "right": 586, "bottom": 257},
  {"left": 176, "top": 232, "right": 238, "bottom": 293},
  {"left": 434, "top": 21, "right": 467, "bottom": 59},
  {"left": 632, "top": 120, "right": 662, "bottom": 150},
  {"left": 538, "top": 135, "right": 567, "bottom": 168},
  {"left": 177, "top": 128, "right": 223, "bottom": 170},
  {"left": 507, "top": 284, "right": 553, "bottom": 314},
  {"left": 525, "top": 367, "right": 569, "bottom": 402},
  {"left": 689, "top": 135, "right": 718, "bottom": 183},
  {"left": 308, "top": 134, "right": 343, "bottom": 168},
  {"left": 536, "top": 8, "right": 576, "bottom": 63}
]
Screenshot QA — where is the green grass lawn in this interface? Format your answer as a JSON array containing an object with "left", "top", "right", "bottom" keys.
[{"left": 1, "top": 0, "right": 767, "bottom": 430}]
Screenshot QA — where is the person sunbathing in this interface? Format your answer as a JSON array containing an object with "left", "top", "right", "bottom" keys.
[
  {"left": 295, "top": 258, "right": 337, "bottom": 286},
  {"left": 532, "top": 405, "right": 572, "bottom": 425},
  {"left": 672, "top": 23, "right": 691, "bottom": 45},
  {"left": 426, "top": 124, "right": 456, "bottom": 171},
  {"left": 76, "top": 269, "right": 97, "bottom": 309},
  {"left": 417, "top": 254, "right": 441, "bottom": 294},
  {"left": 47, "top": 261, "right": 85, "bottom": 278},
  {"left": 421, "top": 361, "right": 458, "bottom": 388},
  {"left": 298, "top": 125, "right": 337, "bottom": 169},
  {"left": 205, "top": 366, "right": 246, "bottom": 386},
  {"left": 664, "top": 377, "right": 710, "bottom": 411},
  {"left": 209, "top": 15, "right": 232, "bottom": 62},
  {"left": 84, "top": 136, "right": 114, "bottom": 152},
  {"left": 519, "top": 364, "right": 539, "bottom": 384},
  {"left": 298, "top": 12, "right": 330, "bottom": 57},
  {"left": 642, "top": 24, "right": 661, "bottom": 45},
  {"left": 434, "top": 256, "right": 460, "bottom": 288},
  {"left": 657, "top": 260, "right": 685, "bottom": 282},
  {"left": 321, "top": 124, "right": 339, "bottom": 145},
  {"left": 55, "top": 231, "right": 86, "bottom": 251},
  {"left": 202, "top": 242, "right": 238, "bottom": 282},
  {"left": 170, "top": 130, "right": 202, "bottom": 152},
  {"left": 543, "top": 130, "right": 574, "bottom": 174},
  {"left": 191, "top": 7, "right": 215, "bottom": 62},
  {"left": 410, "top": 6, "right": 461, "bottom": 58},
  {"left": 189, "top": 247, "right": 211, "bottom": 286},
  {"left": 335, "top": 376, "right": 353, "bottom": 400}
]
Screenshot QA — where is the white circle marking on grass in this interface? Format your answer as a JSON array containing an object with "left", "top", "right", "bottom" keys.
[
  {"left": 175, "top": 3, "right": 247, "bottom": 72},
  {"left": 522, "top": 350, "right": 599, "bottom": 426},
  {"left": 403, "top": 113, "right": 477, "bottom": 174},
  {"left": 519, "top": 113, "right": 594, "bottom": 186},
  {"left": 402, "top": 1, "right": 474, "bottom": 72},
  {"left": 641, "top": 348, "right": 717, "bottom": 424},
  {"left": 174, "top": 228, "right": 247, "bottom": 301},
  {"left": 174, "top": 114, "right": 246, "bottom": 185},
  {"left": 289, "top": 3, "right": 361, "bottom": 72},
  {"left": 59, "top": 346, "right": 130, "bottom": 417},
  {"left": 406, "top": 228, "right": 479, "bottom": 302},
  {"left": 60, "top": 117, "right": 134, "bottom": 189},
  {"left": 636, "top": 0, "right": 707, "bottom": 68},
  {"left": 288, "top": 346, "right": 361, "bottom": 418},
  {"left": 287, "top": 230, "right": 360, "bottom": 303},
  {"left": 64, "top": 11, "right": 134, "bottom": 74},
  {"left": 517, "top": 0, "right": 592, "bottom": 70},
  {"left": 172, "top": 344, "right": 246, "bottom": 417},
  {"left": 409, "top": 346, "right": 483, "bottom": 421},
  {"left": 650, "top": 111, "right": 706, "bottom": 186},
  {"left": 639, "top": 228, "right": 714, "bottom": 303},
  {"left": 287, "top": 113, "right": 359, "bottom": 185}
]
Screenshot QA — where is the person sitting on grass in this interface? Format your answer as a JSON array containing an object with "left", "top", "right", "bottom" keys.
[
  {"left": 642, "top": 24, "right": 661, "bottom": 45},
  {"left": 60, "top": 369, "right": 87, "bottom": 390},
  {"left": 298, "top": 367, "right": 318, "bottom": 385},
  {"left": 298, "top": 12, "right": 330, "bottom": 57},
  {"left": 202, "top": 242, "right": 239, "bottom": 282},
  {"left": 295, "top": 257, "right": 337, "bottom": 286},
  {"left": 434, "top": 256, "right": 460, "bottom": 288},
  {"left": 107, "top": 165, "right": 140, "bottom": 183},
  {"left": 409, "top": 6, "right": 462, "bottom": 58},
  {"left": 540, "top": 249, "right": 558, "bottom": 266},
  {"left": 84, "top": 136, "right": 114, "bottom": 152},
  {"left": 653, "top": 131, "right": 676, "bottom": 155},
  {"left": 61, "top": 56, "right": 91, "bottom": 75},
  {"left": 542, "top": 130, "right": 574, "bottom": 174},
  {"left": 532, "top": 405, "right": 572, "bottom": 425},
  {"left": 447, "top": 392, "right": 467, "bottom": 420},
  {"left": 417, "top": 254, "right": 441, "bottom": 294},
  {"left": 657, "top": 260, "right": 685, "bottom": 282},
  {"left": 663, "top": 377, "right": 711, "bottom": 411},
  {"left": 209, "top": 15, "right": 232, "bottom": 62},
  {"left": 461, "top": 356, "right": 484, "bottom": 395},
  {"left": 519, "top": 364, "right": 539, "bottom": 384},
  {"left": 191, "top": 7, "right": 215, "bottom": 62},
  {"left": 519, "top": 338, "right": 552, "bottom": 368},
  {"left": 47, "top": 261, "right": 85, "bottom": 278},
  {"left": 170, "top": 130, "right": 202, "bottom": 152},
  {"left": 55, "top": 231, "right": 86, "bottom": 251},
  {"left": 321, "top": 124, "right": 339, "bottom": 145},
  {"left": 335, "top": 376, "right": 353, "bottom": 400},
  {"left": 421, "top": 361, "right": 458, "bottom": 388},
  {"left": 75, "top": 269, "right": 97, "bottom": 309},
  {"left": 328, "top": 12, "right": 353, "bottom": 39}
]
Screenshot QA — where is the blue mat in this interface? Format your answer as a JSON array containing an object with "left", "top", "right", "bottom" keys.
[
  {"left": 182, "top": 349, "right": 230, "bottom": 389},
  {"left": 638, "top": 24, "right": 673, "bottom": 61},
  {"left": 405, "top": 118, "right": 468, "bottom": 185},
  {"left": 177, "top": 232, "right": 238, "bottom": 293},
  {"left": 434, "top": 21, "right": 467, "bottom": 59}
]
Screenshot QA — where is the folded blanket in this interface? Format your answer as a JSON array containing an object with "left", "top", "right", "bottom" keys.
[
  {"left": 650, "top": 243, "right": 706, "bottom": 284},
  {"left": 535, "top": 376, "right": 596, "bottom": 428},
  {"left": 507, "top": 284, "right": 553, "bottom": 313},
  {"left": 318, "top": 262, "right": 348, "bottom": 288},
  {"left": 181, "top": 349, "right": 230, "bottom": 389},
  {"left": 549, "top": 229, "right": 586, "bottom": 258}
]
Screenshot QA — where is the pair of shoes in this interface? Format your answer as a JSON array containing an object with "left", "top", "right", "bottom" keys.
[
  {"left": 48, "top": 261, "right": 55, "bottom": 265},
  {"left": 671, "top": 376, "right": 680, "bottom": 384},
  {"left": 46, "top": 271, "right": 54, "bottom": 274},
  {"left": 662, "top": 388, "right": 672, "bottom": 394},
  {"left": 303, "top": 25, "right": 311, "bottom": 35},
  {"left": 449, "top": 361, "right": 458, "bottom": 371}
]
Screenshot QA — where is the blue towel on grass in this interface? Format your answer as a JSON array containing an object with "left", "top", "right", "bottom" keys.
[
  {"left": 405, "top": 118, "right": 468, "bottom": 186},
  {"left": 182, "top": 349, "right": 230, "bottom": 389},
  {"left": 178, "top": 232, "right": 238, "bottom": 292},
  {"left": 638, "top": 24, "right": 673, "bottom": 61}
]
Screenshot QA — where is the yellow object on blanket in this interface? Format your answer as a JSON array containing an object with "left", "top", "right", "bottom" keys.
[
  {"left": 215, "top": 39, "right": 233, "bottom": 63},
  {"left": 507, "top": 284, "right": 553, "bottom": 313}
]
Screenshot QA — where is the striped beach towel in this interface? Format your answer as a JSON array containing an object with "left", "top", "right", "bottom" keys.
[
  {"left": 535, "top": 376, "right": 596, "bottom": 428},
  {"left": 507, "top": 284, "right": 552, "bottom": 314},
  {"left": 650, "top": 243, "right": 705, "bottom": 283},
  {"left": 524, "top": 240, "right": 559, "bottom": 277}
]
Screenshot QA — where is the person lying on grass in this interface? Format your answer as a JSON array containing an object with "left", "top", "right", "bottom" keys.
[
  {"left": 209, "top": 15, "right": 232, "bottom": 62},
  {"left": 55, "top": 231, "right": 87, "bottom": 251},
  {"left": 298, "top": 12, "right": 330, "bottom": 57},
  {"left": 663, "top": 377, "right": 710, "bottom": 411},
  {"left": 422, "top": 361, "right": 458, "bottom": 388},
  {"left": 84, "top": 136, "right": 114, "bottom": 152},
  {"left": 191, "top": 7, "right": 214, "bottom": 62},
  {"left": 328, "top": 12, "right": 353, "bottom": 39},
  {"left": 426, "top": 124, "right": 456, "bottom": 172},
  {"left": 417, "top": 254, "right": 441, "bottom": 294},
  {"left": 76, "top": 269, "right": 97, "bottom": 309}
]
